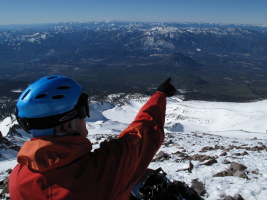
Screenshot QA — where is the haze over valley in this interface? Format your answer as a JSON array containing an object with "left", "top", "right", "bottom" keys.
[{"left": 0, "top": 22, "right": 267, "bottom": 103}]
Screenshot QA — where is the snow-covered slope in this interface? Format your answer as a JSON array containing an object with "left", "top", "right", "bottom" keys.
[
  {"left": 165, "top": 97, "right": 267, "bottom": 139},
  {"left": 87, "top": 96, "right": 267, "bottom": 139},
  {"left": 0, "top": 95, "right": 267, "bottom": 199},
  {"left": 0, "top": 115, "right": 16, "bottom": 137}
]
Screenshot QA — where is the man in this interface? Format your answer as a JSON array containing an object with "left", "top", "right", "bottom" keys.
[{"left": 9, "top": 75, "right": 176, "bottom": 200}]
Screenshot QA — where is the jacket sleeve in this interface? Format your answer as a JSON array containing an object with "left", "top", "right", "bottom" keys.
[
  {"left": 90, "top": 92, "right": 167, "bottom": 198},
  {"left": 118, "top": 92, "right": 166, "bottom": 185},
  {"left": 119, "top": 91, "right": 166, "bottom": 148}
]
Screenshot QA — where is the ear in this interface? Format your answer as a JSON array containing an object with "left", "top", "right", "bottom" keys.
[{"left": 62, "top": 119, "right": 76, "bottom": 134}]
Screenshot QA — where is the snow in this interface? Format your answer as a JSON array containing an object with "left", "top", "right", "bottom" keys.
[
  {"left": 0, "top": 116, "right": 15, "bottom": 137},
  {"left": 40, "top": 34, "right": 46, "bottom": 39},
  {"left": 149, "top": 131, "right": 267, "bottom": 200},
  {"left": 165, "top": 98, "right": 267, "bottom": 139},
  {"left": 2, "top": 22, "right": 263, "bottom": 50},
  {"left": 87, "top": 96, "right": 267, "bottom": 140},
  {"left": 1, "top": 95, "right": 267, "bottom": 199},
  {"left": 28, "top": 38, "right": 35, "bottom": 43},
  {"left": 10, "top": 89, "right": 23, "bottom": 93}
]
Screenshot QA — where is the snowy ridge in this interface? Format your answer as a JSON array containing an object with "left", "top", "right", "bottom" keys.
[
  {"left": 0, "top": 95, "right": 267, "bottom": 199},
  {"left": 0, "top": 115, "right": 16, "bottom": 137},
  {"left": 0, "top": 22, "right": 265, "bottom": 47},
  {"left": 165, "top": 97, "right": 267, "bottom": 139}
]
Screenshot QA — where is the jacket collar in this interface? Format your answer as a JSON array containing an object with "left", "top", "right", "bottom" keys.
[{"left": 17, "top": 136, "right": 92, "bottom": 172}]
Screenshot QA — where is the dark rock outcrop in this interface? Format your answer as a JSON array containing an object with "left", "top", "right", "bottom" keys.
[
  {"left": 213, "top": 162, "right": 248, "bottom": 179},
  {"left": 191, "top": 179, "right": 206, "bottom": 196}
]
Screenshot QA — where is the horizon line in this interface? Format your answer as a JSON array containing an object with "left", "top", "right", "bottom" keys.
[{"left": 0, "top": 20, "right": 266, "bottom": 27}]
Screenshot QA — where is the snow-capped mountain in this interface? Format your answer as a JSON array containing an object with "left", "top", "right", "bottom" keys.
[
  {"left": 0, "top": 94, "right": 266, "bottom": 199},
  {"left": 1, "top": 21, "right": 267, "bottom": 103},
  {"left": 0, "top": 22, "right": 266, "bottom": 64}
]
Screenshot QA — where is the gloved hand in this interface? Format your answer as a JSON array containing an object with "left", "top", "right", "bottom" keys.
[{"left": 156, "top": 78, "right": 176, "bottom": 97}]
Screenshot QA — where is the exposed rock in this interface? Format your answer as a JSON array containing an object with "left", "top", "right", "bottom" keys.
[
  {"left": 191, "top": 179, "right": 206, "bottom": 196},
  {"left": 227, "top": 145, "right": 241, "bottom": 150},
  {"left": 7, "top": 124, "right": 22, "bottom": 137},
  {"left": 200, "top": 145, "right": 225, "bottom": 152},
  {"left": 95, "top": 136, "right": 104, "bottom": 141},
  {"left": 172, "top": 150, "right": 188, "bottom": 158},
  {"left": 233, "top": 153, "right": 241, "bottom": 156},
  {"left": 241, "top": 151, "right": 249, "bottom": 156},
  {"left": 232, "top": 170, "right": 248, "bottom": 179},
  {"left": 233, "top": 151, "right": 248, "bottom": 156},
  {"left": 223, "top": 159, "right": 231, "bottom": 164},
  {"left": 220, "top": 152, "right": 227, "bottom": 156},
  {"left": 213, "top": 162, "right": 248, "bottom": 179},
  {"left": 188, "top": 161, "right": 194, "bottom": 173},
  {"left": 227, "top": 144, "right": 266, "bottom": 152},
  {"left": 0, "top": 137, "right": 20, "bottom": 151},
  {"left": 251, "top": 170, "right": 260, "bottom": 175},
  {"left": 214, "top": 145, "right": 225, "bottom": 150},
  {"left": 164, "top": 139, "right": 174, "bottom": 146},
  {"left": 176, "top": 161, "right": 194, "bottom": 173},
  {"left": 202, "top": 159, "right": 218, "bottom": 166},
  {"left": 191, "top": 154, "right": 216, "bottom": 162},
  {"left": 223, "top": 194, "right": 244, "bottom": 200},
  {"left": 224, "top": 196, "right": 235, "bottom": 200},
  {"left": 213, "top": 170, "right": 229, "bottom": 177},
  {"left": 234, "top": 194, "right": 245, "bottom": 200},
  {"left": 153, "top": 151, "right": 171, "bottom": 162},
  {"left": 0, "top": 175, "right": 10, "bottom": 199},
  {"left": 106, "top": 135, "right": 117, "bottom": 141},
  {"left": 200, "top": 146, "right": 214, "bottom": 152},
  {"left": 247, "top": 145, "right": 266, "bottom": 151},
  {"left": 229, "top": 162, "right": 247, "bottom": 171}
]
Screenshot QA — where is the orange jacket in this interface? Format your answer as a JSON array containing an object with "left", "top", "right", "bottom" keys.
[{"left": 9, "top": 92, "right": 166, "bottom": 200}]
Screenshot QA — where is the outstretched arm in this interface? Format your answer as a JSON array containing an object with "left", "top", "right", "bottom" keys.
[
  {"left": 118, "top": 79, "right": 176, "bottom": 185},
  {"left": 92, "top": 79, "right": 176, "bottom": 199}
]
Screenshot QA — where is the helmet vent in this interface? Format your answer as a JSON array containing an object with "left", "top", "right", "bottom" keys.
[
  {"left": 47, "top": 76, "right": 58, "bottom": 80},
  {"left": 35, "top": 94, "right": 47, "bottom": 99},
  {"left": 21, "top": 89, "right": 31, "bottom": 100},
  {"left": 52, "top": 95, "right": 65, "bottom": 99},
  {"left": 57, "top": 85, "right": 71, "bottom": 90}
]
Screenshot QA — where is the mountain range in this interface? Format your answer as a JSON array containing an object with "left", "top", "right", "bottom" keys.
[
  {"left": 1, "top": 22, "right": 267, "bottom": 64},
  {"left": 0, "top": 21, "right": 267, "bottom": 119}
]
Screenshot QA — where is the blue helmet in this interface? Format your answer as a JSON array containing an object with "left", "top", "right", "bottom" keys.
[{"left": 16, "top": 75, "right": 90, "bottom": 134}]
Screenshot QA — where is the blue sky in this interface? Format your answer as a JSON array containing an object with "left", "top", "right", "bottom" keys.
[{"left": 0, "top": 0, "right": 266, "bottom": 25}]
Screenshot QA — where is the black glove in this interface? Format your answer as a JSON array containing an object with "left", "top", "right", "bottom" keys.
[{"left": 156, "top": 78, "right": 176, "bottom": 97}]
